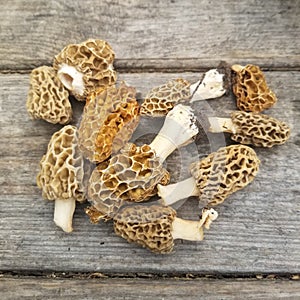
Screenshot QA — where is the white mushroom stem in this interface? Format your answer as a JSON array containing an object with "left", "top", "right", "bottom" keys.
[
  {"left": 189, "top": 69, "right": 226, "bottom": 102},
  {"left": 53, "top": 198, "right": 76, "bottom": 233},
  {"left": 208, "top": 117, "right": 236, "bottom": 134},
  {"left": 149, "top": 104, "right": 199, "bottom": 163},
  {"left": 157, "top": 177, "right": 199, "bottom": 206},
  {"left": 171, "top": 208, "right": 218, "bottom": 241},
  {"left": 231, "top": 64, "right": 244, "bottom": 72},
  {"left": 57, "top": 63, "right": 85, "bottom": 96}
]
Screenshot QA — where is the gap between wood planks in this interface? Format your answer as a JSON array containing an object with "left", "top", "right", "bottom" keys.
[
  {"left": 1, "top": 60, "right": 300, "bottom": 75},
  {"left": 0, "top": 270, "right": 299, "bottom": 281}
]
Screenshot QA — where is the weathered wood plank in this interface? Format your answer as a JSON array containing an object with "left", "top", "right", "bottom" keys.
[
  {"left": 1, "top": 277, "right": 300, "bottom": 300},
  {"left": 0, "top": 0, "right": 299, "bottom": 71},
  {"left": 0, "top": 71, "right": 299, "bottom": 275}
]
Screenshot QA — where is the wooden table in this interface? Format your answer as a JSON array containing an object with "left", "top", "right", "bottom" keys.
[{"left": 0, "top": 1, "right": 299, "bottom": 298}]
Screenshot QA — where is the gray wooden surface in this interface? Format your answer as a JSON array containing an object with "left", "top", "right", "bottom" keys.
[
  {"left": 1, "top": 277, "right": 300, "bottom": 300},
  {"left": 0, "top": 0, "right": 299, "bottom": 298}
]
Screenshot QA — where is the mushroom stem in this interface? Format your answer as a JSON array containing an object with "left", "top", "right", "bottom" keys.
[
  {"left": 231, "top": 64, "right": 244, "bottom": 73},
  {"left": 57, "top": 63, "right": 85, "bottom": 96},
  {"left": 157, "top": 177, "right": 199, "bottom": 206},
  {"left": 190, "top": 69, "right": 226, "bottom": 102},
  {"left": 148, "top": 135, "right": 176, "bottom": 163},
  {"left": 53, "top": 198, "right": 76, "bottom": 233},
  {"left": 171, "top": 208, "right": 218, "bottom": 241},
  {"left": 208, "top": 117, "right": 236, "bottom": 133},
  {"left": 149, "top": 104, "right": 198, "bottom": 162}
]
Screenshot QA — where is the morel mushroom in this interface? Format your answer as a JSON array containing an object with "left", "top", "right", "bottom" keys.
[
  {"left": 158, "top": 145, "right": 260, "bottom": 207},
  {"left": 87, "top": 104, "right": 199, "bottom": 221},
  {"left": 113, "top": 204, "right": 218, "bottom": 254},
  {"left": 78, "top": 82, "right": 140, "bottom": 163},
  {"left": 232, "top": 64, "right": 277, "bottom": 112},
  {"left": 140, "top": 69, "right": 226, "bottom": 117},
  {"left": 208, "top": 111, "right": 291, "bottom": 147},
  {"left": 37, "top": 125, "right": 91, "bottom": 232},
  {"left": 53, "top": 39, "right": 116, "bottom": 100},
  {"left": 26, "top": 66, "right": 72, "bottom": 124}
]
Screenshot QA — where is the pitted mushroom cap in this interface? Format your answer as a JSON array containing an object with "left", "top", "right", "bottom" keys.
[
  {"left": 37, "top": 125, "right": 88, "bottom": 202},
  {"left": 113, "top": 204, "right": 177, "bottom": 254},
  {"left": 231, "top": 111, "right": 291, "bottom": 147},
  {"left": 190, "top": 145, "right": 260, "bottom": 206},
  {"left": 78, "top": 82, "right": 140, "bottom": 163},
  {"left": 88, "top": 143, "right": 170, "bottom": 221},
  {"left": 140, "top": 78, "right": 191, "bottom": 117},
  {"left": 54, "top": 39, "right": 116, "bottom": 100},
  {"left": 26, "top": 66, "right": 72, "bottom": 124},
  {"left": 232, "top": 64, "right": 277, "bottom": 112}
]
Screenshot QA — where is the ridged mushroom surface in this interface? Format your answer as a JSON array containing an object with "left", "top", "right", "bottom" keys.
[
  {"left": 26, "top": 66, "right": 72, "bottom": 124},
  {"left": 140, "top": 78, "right": 191, "bottom": 117},
  {"left": 78, "top": 82, "right": 140, "bottom": 163},
  {"left": 190, "top": 145, "right": 260, "bottom": 206},
  {"left": 37, "top": 125, "right": 87, "bottom": 202},
  {"left": 232, "top": 64, "right": 277, "bottom": 112},
  {"left": 231, "top": 111, "right": 291, "bottom": 147},
  {"left": 88, "top": 143, "right": 170, "bottom": 221},
  {"left": 54, "top": 39, "right": 116, "bottom": 100},
  {"left": 114, "top": 204, "right": 177, "bottom": 254}
]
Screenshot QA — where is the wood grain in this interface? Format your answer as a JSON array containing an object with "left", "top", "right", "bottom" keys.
[
  {"left": 0, "top": 71, "right": 299, "bottom": 275},
  {"left": 0, "top": 277, "right": 300, "bottom": 299},
  {"left": 0, "top": 0, "right": 299, "bottom": 71}
]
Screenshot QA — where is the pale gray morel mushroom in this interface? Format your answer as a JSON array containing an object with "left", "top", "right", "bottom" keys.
[
  {"left": 140, "top": 68, "right": 226, "bottom": 117},
  {"left": 86, "top": 104, "right": 199, "bottom": 222},
  {"left": 208, "top": 111, "right": 291, "bottom": 147},
  {"left": 113, "top": 204, "right": 218, "bottom": 254},
  {"left": 37, "top": 125, "right": 91, "bottom": 232},
  {"left": 158, "top": 145, "right": 260, "bottom": 207}
]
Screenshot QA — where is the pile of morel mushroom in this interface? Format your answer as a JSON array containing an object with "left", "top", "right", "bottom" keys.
[{"left": 26, "top": 39, "right": 291, "bottom": 254}]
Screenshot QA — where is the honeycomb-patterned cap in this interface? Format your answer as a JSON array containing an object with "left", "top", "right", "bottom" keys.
[
  {"left": 140, "top": 78, "right": 191, "bottom": 117},
  {"left": 78, "top": 82, "right": 140, "bottom": 163},
  {"left": 231, "top": 111, "right": 291, "bottom": 147},
  {"left": 26, "top": 66, "right": 72, "bottom": 124},
  {"left": 114, "top": 204, "right": 177, "bottom": 254},
  {"left": 88, "top": 143, "right": 170, "bottom": 221},
  {"left": 190, "top": 144, "right": 260, "bottom": 206},
  {"left": 54, "top": 39, "right": 116, "bottom": 100},
  {"left": 232, "top": 64, "right": 277, "bottom": 112},
  {"left": 37, "top": 125, "right": 88, "bottom": 202}
]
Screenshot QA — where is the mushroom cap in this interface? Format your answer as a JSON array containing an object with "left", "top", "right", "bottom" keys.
[
  {"left": 113, "top": 204, "right": 177, "bottom": 254},
  {"left": 190, "top": 144, "right": 260, "bottom": 206},
  {"left": 26, "top": 66, "right": 72, "bottom": 124},
  {"left": 88, "top": 143, "right": 170, "bottom": 221},
  {"left": 232, "top": 64, "right": 277, "bottom": 112},
  {"left": 140, "top": 78, "right": 191, "bottom": 117},
  {"left": 53, "top": 39, "right": 117, "bottom": 100},
  {"left": 231, "top": 111, "right": 291, "bottom": 147},
  {"left": 37, "top": 125, "right": 88, "bottom": 203},
  {"left": 78, "top": 82, "right": 140, "bottom": 163}
]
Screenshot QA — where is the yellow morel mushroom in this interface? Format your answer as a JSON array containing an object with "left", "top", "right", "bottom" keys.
[
  {"left": 208, "top": 111, "right": 291, "bottom": 147},
  {"left": 232, "top": 64, "right": 277, "bottom": 112},
  {"left": 140, "top": 68, "right": 226, "bottom": 117},
  {"left": 158, "top": 145, "right": 260, "bottom": 207},
  {"left": 113, "top": 204, "right": 218, "bottom": 254},
  {"left": 37, "top": 125, "right": 91, "bottom": 232},
  {"left": 78, "top": 81, "right": 140, "bottom": 163},
  {"left": 53, "top": 39, "right": 116, "bottom": 100},
  {"left": 26, "top": 66, "right": 72, "bottom": 124},
  {"left": 86, "top": 104, "right": 199, "bottom": 221}
]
